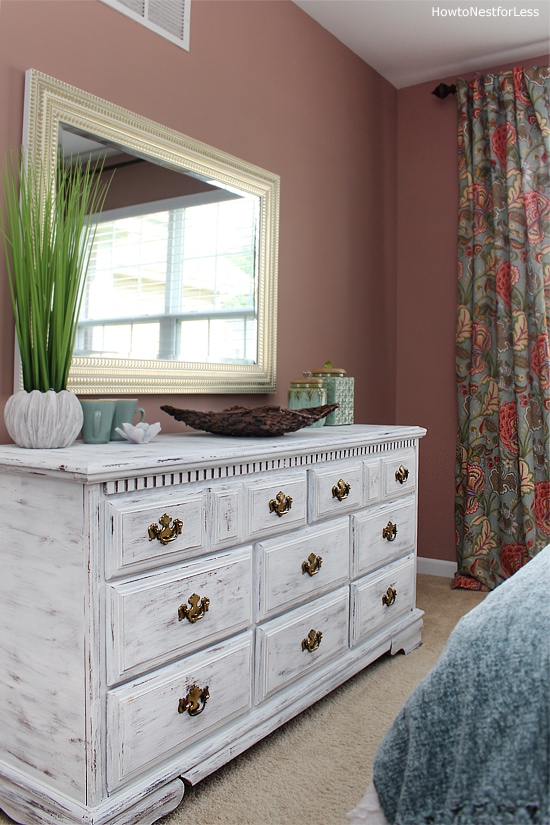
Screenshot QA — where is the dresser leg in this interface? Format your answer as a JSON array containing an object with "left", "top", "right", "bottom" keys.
[
  {"left": 107, "top": 779, "right": 185, "bottom": 825},
  {"left": 0, "top": 778, "right": 185, "bottom": 825},
  {"left": 390, "top": 610, "right": 424, "bottom": 655}
]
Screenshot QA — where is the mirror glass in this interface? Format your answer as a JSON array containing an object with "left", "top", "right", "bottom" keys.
[{"left": 23, "top": 71, "right": 279, "bottom": 394}]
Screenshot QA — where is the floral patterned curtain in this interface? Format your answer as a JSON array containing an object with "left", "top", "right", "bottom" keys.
[{"left": 454, "top": 67, "right": 550, "bottom": 590}]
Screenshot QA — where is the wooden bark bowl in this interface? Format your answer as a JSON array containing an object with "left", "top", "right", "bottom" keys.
[{"left": 160, "top": 403, "right": 339, "bottom": 437}]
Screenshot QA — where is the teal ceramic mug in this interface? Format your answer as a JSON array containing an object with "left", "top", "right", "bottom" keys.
[
  {"left": 80, "top": 400, "right": 116, "bottom": 444},
  {"left": 110, "top": 399, "right": 146, "bottom": 440}
]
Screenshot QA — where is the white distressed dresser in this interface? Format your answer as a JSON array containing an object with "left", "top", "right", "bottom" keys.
[{"left": 0, "top": 423, "right": 425, "bottom": 825}]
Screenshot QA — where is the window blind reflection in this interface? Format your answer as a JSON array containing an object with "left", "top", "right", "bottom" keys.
[{"left": 75, "top": 193, "right": 259, "bottom": 363}]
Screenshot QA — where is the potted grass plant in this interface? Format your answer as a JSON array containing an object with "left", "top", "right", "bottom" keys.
[{"left": 1, "top": 148, "right": 109, "bottom": 448}]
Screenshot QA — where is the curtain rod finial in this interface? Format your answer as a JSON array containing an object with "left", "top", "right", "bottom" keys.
[{"left": 432, "top": 82, "right": 457, "bottom": 99}]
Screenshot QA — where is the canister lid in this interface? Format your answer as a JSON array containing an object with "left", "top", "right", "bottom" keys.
[
  {"left": 290, "top": 370, "right": 324, "bottom": 387},
  {"left": 312, "top": 361, "right": 347, "bottom": 377}
]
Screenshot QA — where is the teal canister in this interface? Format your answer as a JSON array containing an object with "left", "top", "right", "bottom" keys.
[
  {"left": 288, "top": 372, "right": 327, "bottom": 427},
  {"left": 311, "top": 364, "right": 354, "bottom": 425}
]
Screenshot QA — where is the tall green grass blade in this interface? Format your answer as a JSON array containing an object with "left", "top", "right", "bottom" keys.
[{"left": 1, "top": 149, "right": 110, "bottom": 392}]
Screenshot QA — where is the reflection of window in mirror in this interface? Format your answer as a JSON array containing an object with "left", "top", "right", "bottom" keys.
[{"left": 77, "top": 190, "right": 259, "bottom": 364}]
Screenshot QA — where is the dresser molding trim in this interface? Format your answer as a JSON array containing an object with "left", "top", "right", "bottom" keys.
[
  {"left": 0, "top": 426, "right": 426, "bottom": 489},
  {"left": 102, "top": 435, "right": 423, "bottom": 495}
]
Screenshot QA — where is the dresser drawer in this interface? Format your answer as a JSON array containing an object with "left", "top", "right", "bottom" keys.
[
  {"left": 382, "top": 449, "right": 416, "bottom": 500},
  {"left": 107, "top": 548, "right": 253, "bottom": 683},
  {"left": 351, "top": 554, "right": 416, "bottom": 646},
  {"left": 351, "top": 497, "right": 416, "bottom": 578},
  {"left": 246, "top": 472, "right": 307, "bottom": 540},
  {"left": 107, "top": 632, "right": 253, "bottom": 789},
  {"left": 308, "top": 462, "right": 363, "bottom": 522},
  {"left": 105, "top": 489, "right": 207, "bottom": 577},
  {"left": 255, "top": 587, "right": 349, "bottom": 701},
  {"left": 257, "top": 519, "right": 349, "bottom": 620}
]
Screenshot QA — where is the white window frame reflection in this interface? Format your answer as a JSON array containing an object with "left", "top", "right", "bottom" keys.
[{"left": 76, "top": 190, "right": 259, "bottom": 364}]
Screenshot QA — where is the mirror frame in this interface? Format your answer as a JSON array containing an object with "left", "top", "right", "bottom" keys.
[{"left": 22, "top": 69, "right": 279, "bottom": 395}]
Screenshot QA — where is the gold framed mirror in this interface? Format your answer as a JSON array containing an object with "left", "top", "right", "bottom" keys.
[{"left": 22, "top": 69, "right": 279, "bottom": 394}]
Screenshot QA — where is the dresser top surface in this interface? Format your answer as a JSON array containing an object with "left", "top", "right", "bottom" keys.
[{"left": 0, "top": 424, "right": 426, "bottom": 482}]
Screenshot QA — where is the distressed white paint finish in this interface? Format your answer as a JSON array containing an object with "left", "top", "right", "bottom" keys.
[
  {"left": 182, "top": 608, "right": 424, "bottom": 786},
  {"left": 0, "top": 425, "right": 425, "bottom": 825},
  {"left": 256, "top": 518, "right": 349, "bottom": 620},
  {"left": 0, "top": 427, "right": 424, "bottom": 482},
  {"left": 85, "top": 482, "right": 109, "bottom": 808},
  {"left": 107, "top": 547, "right": 253, "bottom": 683},
  {"left": 390, "top": 613, "right": 425, "bottom": 656},
  {"left": 0, "top": 472, "right": 87, "bottom": 801},
  {"left": 207, "top": 483, "right": 243, "bottom": 551},
  {"left": 255, "top": 587, "right": 350, "bottom": 701},
  {"left": 107, "top": 633, "right": 253, "bottom": 788},
  {"left": 106, "top": 489, "right": 207, "bottom": 576},
  {"left": 308, "top": 461, "right": 364, "bottom": 522},
  {"left": 246, "top": 471, "right": 307, "bottom": 539},
  {"left": 351, "top": 553, "right": 417, "bottom": 646},
  {"left": 351, "top": 496, "right": 417, "bottom": 579},
  {"left": 363, "top": 457, "right": 381, "bottom": 503},
  {"left": 0, "top": 767, "right": 185, "bottom": 825},
  {"left": 381, "top": 449, "right": 417, "bottom": 500}
]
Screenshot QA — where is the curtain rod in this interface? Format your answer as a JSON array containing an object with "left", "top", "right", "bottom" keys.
[
  {"left": 432, "top": 68, "right": 540, "bottom": 99},
  {"left": 432, "top": 82, "right": 457, "bottom": 99}
]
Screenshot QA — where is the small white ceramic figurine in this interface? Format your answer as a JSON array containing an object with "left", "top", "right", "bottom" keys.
[{"left": 114, "top": 421, "right": 162, "bottom": 444}]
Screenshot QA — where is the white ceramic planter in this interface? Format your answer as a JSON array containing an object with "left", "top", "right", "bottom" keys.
[{"left": 4, "top": 390, "right": 83, "bottom": 449}]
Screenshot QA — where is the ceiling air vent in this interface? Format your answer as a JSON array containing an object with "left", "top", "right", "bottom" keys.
[{"left": 99, "top": 0, "right": 190, "bottom": 51}]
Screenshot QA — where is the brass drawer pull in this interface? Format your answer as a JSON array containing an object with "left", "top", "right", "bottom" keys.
[
  {"left": 302, "top": 553, "right": 323, "bottom": 576},
  {"left": 301, "top": 629, "right": 323, "bottom": 652},
  {"left": 382, "top": 586, "right": 397, "bottom": 607},
  {"left": 382, "top": 521, "right": 398, "bottom": 542},
  {"left": 178, "top": 684, "right": 210, "bottom": 716},
  {"left": 178, "top": 594, "right": 210, "bottom": 623},
  {"left": 332, "top": 479, "right": 351, "bottom": 501},
  {"left": 269, "top": 491, "right": 293, "bottom": 517},
  {"left": 148, "top": 513, "right": 183, "bottom": 544},
  {"left": 395, "top": 465, "right": 409, "bottom": 484}
]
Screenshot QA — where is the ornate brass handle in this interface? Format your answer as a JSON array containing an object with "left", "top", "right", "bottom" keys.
[
  {"left": 382, "top": 521, "right": 398, "bottom": 542},
  {"left": 178, "top": 684, "right": 210, "bottom": 716},
  {"left": 269, "top": 491, "right": 293, "bottom": 517},
  {"left": 302, "top": 553, "right": 323, "bottom": 576},
  {"left": 382, "top": 586, "right": 397, "bottom": 607},
  {"left": 178, "top": 594, "right": 210, "bottom": 623},
  {"left": 332, "top": 478, "right": 351, "bottom": 501},
  {"left": 148, "top": 513, "right": 183, "bottom": 545},
  {"left": 395, "top": 465, "right": 409, "bottom": 484},
  {"left": 301, "top": 629, "right": 323, "bottom": 652}
]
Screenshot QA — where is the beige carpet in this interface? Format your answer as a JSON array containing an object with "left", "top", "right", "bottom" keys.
[{"left": 0, "top": 575, "right": 486, "bottom": 825}]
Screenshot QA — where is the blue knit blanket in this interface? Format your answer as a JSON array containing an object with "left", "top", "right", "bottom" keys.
[{"left": 373, "top": 546, "right": 550, "bottom": 825}]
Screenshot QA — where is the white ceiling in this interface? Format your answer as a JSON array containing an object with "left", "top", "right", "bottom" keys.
[{"left": 292, "top": 0, "right": 549, "bottom": 88}]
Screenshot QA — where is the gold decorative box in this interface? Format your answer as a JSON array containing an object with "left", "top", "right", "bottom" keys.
[{"left": 312, "top": 364, "right": 354, "bottom": 425}]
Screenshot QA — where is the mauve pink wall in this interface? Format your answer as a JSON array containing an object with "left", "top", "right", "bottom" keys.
[
  {"left": 396, "top": 55, "right": 549, "bottom": 563},
  {"left": 0, "top": 0, "right": 397, "bottom": 440},
  {"left": 1, "top": 1, "right": 545, "bottom": 564}
]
